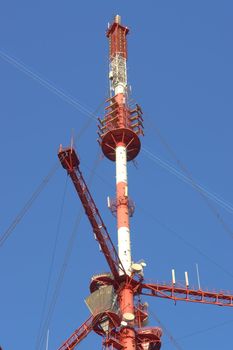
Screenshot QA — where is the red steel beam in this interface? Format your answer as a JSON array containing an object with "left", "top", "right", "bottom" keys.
[
  {"left": 139, "top": 282, "right": 233, "bottom": 307},
  {"left": 58, "top": 315, "right": 94, "bottom": 350},
  {"left": 58, "top": 147, "right": 125, "bottom": 281}
]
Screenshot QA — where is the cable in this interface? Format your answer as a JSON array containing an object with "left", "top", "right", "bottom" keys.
[
  {"left": 142, "top": 147, "right": 233, "bottom": 215},
  {"left": 0, "top": 85, "right": 104, "bottom": 250},
  {"left": 150, "top": 308, "right": 184, "bottom": 350},
  {"left": 35, "top": 176, "right": 68, "bottom": 350},
  {"left": 3, "top": 50, "right": 232, "bottom": 345},
  {"left": 144, "top": 119, "right": 233, "bottom": 240},
  {"left": 81, "top": 161, "right": 233, "bottom": 280},
  {"left": 0, "top": 51, "right": 107, "bottom": 144},
  {"left": 0, "top": 50, "right": 96, "bottom": 121},
  {"left": 0, "top": 50, "right": 106, "bottom": 345},
  {"left": 0, "top": 163, "right": 58, "bottom": 247},
  {"left": 178, "top": 318, "right": 233, "bottom": 341},
  {"left": 36, "top": 152, "right": 102, "bottom": 350},
  {"left": 3, "top": 50, "right": 232, "bottom": 238},
  {"left": 0, "top": 50, "right": 107, "bottom": 126},
  {"left": 139, "top": 205, "right": 233, "bottom": 280}
]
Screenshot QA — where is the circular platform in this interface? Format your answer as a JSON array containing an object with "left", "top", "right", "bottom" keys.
[
  {"left": 101, "top": 128, "right": 141, "bottom": 161},
  {"left": 90, "top": 273, "right": 115, "bottom": 293}
]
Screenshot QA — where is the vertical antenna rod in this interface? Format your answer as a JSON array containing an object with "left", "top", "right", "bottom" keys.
[
  {"left": 196, "top": 263, "right": 201, "bottom": 290},
  {"left": 46, "top": 329, "right": 49, "bottom": 350}
]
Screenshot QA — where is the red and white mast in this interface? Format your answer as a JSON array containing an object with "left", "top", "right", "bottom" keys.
[
  {"left": 57, "top": 15, "right": 233, "bottom": 350},
  {"left": 98, "top": 14, "right": 144, "bottom": 350},
  {"left": 99, "top": 15, "right": 143, "bottom": 277},
  {"left": 110, "top": 15, "right": 132, "bottom": 276}
]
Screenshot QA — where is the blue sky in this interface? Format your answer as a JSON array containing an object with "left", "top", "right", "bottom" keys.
[{"left": 0, "top": 1, "right": 233, "bottom": 349}]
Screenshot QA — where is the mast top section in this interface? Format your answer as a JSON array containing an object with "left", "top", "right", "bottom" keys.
[
  {"left": 114, "top": 14, "right": 121, "bottom": 24},
  {"left": 98, "top": 16, "right": 143, "bottom": 161},
  {"left": 106, "top": 15, "right": 129, "bottom": 60}
]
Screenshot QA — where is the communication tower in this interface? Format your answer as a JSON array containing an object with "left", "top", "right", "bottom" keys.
[{"left": 57, "top": 15, "right": 233, "bottom": 350}]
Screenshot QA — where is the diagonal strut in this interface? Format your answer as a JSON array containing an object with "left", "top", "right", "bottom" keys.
[{"left": 58, "top": 147, "right": 126, "bottom": 281}]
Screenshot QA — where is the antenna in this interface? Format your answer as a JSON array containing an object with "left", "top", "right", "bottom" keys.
[
  {"left": 185, "top": 271, "right": 189, "bottom": 288},
  {"left": 46, "top": 329, "right": 49, "bottom": 350},
  {"left": 171, "top": 269, "right": 176, "bottom": 285},
  {"left": 70, "top": 129, "right": 75, "bottom": 152},
  {"left": 196, "top": 263, "right": 201, "bottom": 290}
]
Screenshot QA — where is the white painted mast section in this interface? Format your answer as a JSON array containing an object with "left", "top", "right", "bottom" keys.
[{"left": 116, "top": 145, "right": 132, "bottom": 275}]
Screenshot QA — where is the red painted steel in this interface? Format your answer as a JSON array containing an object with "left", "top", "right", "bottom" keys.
[
  {"left": 58, "top": 315, "right": 94, "bottom": 350},
  {"left": 58, "top": 147, "right": 125, "bottom": 280},
  {"left": 136, "top": 328, "right": 162, "bottom": 350},
  {"left": 118, "top": 285, "right": 134, "bottom": 317},
  {"left": 139, "top": 282, "right": 233, "bottom": 307},
  {"left": 106, "top": 22, "right": 129, "bottom": 59},
  {"left": 116, "top": 180, "right": 129, "bottom": 230},
  {"left": 120, "top": 327, "right": 136, "bottom": 350},
  {"left": 98, "top": 96, "right": 143, "bottom": 161},
  {"left": 98, "top": 18, "right": 143, "bottom": 162},
  {"left": 57, "top": 15, "right": 233, "bottom": 350}
]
